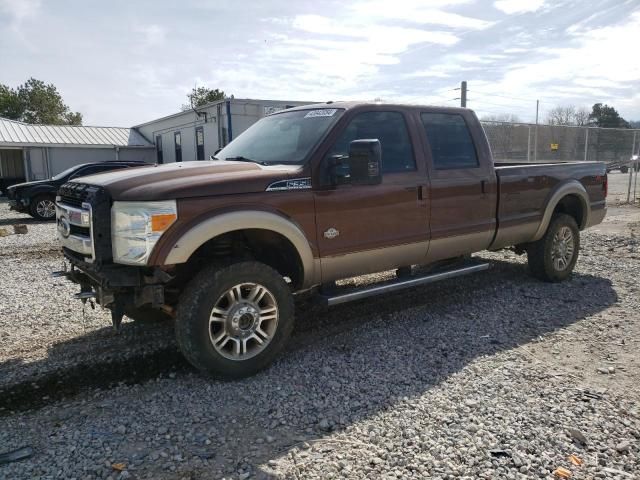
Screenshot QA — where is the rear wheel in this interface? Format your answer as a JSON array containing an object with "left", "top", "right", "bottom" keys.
[
  {"left": 30, "top": 195, "right": 56, "bottom": 220},
  {"left": 175, "top": 261, "right": 294, "bottom": 378},
  {"left": 527, "top": 213, "right": 580, "bottom": 282}
]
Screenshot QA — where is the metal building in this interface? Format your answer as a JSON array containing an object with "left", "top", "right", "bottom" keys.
[
  {"left": 135, "top": 98, "right": 311, "bottom": 164},
  {"left": 0, "top": 117, "right": 155, "bottom": 190}
]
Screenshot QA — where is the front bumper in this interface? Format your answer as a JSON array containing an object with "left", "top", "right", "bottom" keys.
[{"left": 60, "top": 248, "right": 172, "bottom": 309}]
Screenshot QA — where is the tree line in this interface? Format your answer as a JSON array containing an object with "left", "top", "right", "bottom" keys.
[
  {"left": 0, "top": 78, "right": 83, "bottom": 125},
  {"left": 483, "top": 103, "right": 634, "bottom": 129}
]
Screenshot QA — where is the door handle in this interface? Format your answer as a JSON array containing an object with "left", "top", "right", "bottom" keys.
[
  {"left": 405, "top": 185, "right": 426, "bottom": 200},
  {"left": 481, "top": 180, "right": 488, "bottom": 194}
]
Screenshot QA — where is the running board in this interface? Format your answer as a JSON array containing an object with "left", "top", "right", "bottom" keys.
[{"left": 319, "top": 262, "right": 490, "bottom": 307}]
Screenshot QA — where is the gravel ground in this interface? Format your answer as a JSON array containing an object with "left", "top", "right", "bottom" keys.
[{"left": 0, "top": 200, "right": 639, "bottom": 479}]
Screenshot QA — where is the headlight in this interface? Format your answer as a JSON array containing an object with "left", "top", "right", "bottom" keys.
[{"left": 111, "top": 200, "right": 177, "bottom": 265}]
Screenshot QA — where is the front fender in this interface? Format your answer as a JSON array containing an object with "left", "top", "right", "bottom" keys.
[{"left": 157, "top": 210, "right": 318, "bottom": 289}]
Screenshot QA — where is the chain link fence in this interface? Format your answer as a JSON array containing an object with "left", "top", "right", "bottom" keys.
[
  {"left": 481, "top": 121, "right": 640, "bottom": 203},
  {"left": 481, "top": 121, "right": 639, "bottom": 165}
]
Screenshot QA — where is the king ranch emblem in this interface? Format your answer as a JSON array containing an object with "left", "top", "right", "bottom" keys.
[{"left": 324, "top": 227, "right": 339, "bottom": 239}]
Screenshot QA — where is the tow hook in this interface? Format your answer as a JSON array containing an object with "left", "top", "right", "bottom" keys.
[
  {"left": 74, "top": 290, "right": 96, "bottom": 313},
  {"left": 74, "top": 291, "right": 95, "bottom": 301}
]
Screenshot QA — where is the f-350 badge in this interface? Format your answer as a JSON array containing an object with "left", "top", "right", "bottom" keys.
[{"left": 324, "top": 227, "right": 339, "bottom": 239}]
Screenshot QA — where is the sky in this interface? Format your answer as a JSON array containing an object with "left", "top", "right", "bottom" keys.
[{"left": 1, "top": 0, "right": 639, "bottom": 127}]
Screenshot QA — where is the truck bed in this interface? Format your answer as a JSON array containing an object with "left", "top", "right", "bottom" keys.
[{"left": 490, "top": 161, "right": 607, "bottom": 250}]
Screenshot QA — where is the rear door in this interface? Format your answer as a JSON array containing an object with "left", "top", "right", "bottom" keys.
[
  {"left": 313, "top": 108, "right": 430, "bottom": 282},
  {"left": 418, "top": 110, "right": 497, "bottom": 262}
]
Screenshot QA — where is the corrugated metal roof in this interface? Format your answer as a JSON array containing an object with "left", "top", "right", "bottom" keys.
[{"left": 0, "top": 117, "right": 153, "bottom": 147}]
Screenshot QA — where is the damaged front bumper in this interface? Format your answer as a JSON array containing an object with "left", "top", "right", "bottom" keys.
[{"left": 55, "top": 249, "right": 174, "bottom": 330}]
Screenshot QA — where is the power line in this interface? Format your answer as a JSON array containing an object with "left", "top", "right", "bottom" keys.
[
  {"left": 469, "top": 90, "right": 543, "bottom": 103},
  {"left": 467, "top": 98, "right": 535, "bottom": 110}
]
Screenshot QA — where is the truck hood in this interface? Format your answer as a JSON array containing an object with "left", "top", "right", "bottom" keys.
[{"left": 71, "top": 161, "right": 304, "bottom": 201}]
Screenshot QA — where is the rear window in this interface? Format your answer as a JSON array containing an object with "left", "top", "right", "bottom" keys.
[{"left": 420, "top": 113, "right": 479, "bottom": 170}]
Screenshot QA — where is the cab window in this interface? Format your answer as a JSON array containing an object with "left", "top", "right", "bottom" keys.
[
  {"left": 420, "top": 113, "right": 479, "bottom": 169},
  {"left": 329, "top": 111, "right": 415, "bottom": 173}
]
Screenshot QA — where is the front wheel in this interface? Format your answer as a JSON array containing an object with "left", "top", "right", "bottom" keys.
[
  {"left": 527, "top": 213, "right": 580, "bottom": 282},
  {"left": 175, "top": 261, "right": 294, "bottom": 378},
  {"left": 30, "top": 195, "right": 56, "bottom": 220}
]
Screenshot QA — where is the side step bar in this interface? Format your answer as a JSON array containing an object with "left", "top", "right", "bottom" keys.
[{"left": 320, "top": 262, "right": 490, "bottom": 307}]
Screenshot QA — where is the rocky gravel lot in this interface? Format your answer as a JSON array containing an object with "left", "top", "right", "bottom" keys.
[{"left": 0, "top": 199, "right": 639, "bottom": 479}]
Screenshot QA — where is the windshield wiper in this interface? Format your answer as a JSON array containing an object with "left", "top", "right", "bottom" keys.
[{"left": 225, "top": 156, "right": 270, "bottom": 166}]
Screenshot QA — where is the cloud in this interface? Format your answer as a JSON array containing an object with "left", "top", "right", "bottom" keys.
[
  {"left": 135, "top": 24, "right": 166, "bottom": 48},
  {"left": 493, "top": 0, "right": 545, "bottom": 15},
  {"left": 0, "top": 0, "right": 40, "bottom": 33},
  {"left": 349, "top": 0, "right": 492, "bottom": 29},
  {"left": 2, "top": 0, "right": 638, "bottom": 125},
  {"left": 0, "top": 0, "right": 40, "bottom": 21},
  {"left": 291, "top": 14, "right": 459, "bottom": 46},
  {"left": 453, "top": 10, "right": 640, "bottom": 120}
]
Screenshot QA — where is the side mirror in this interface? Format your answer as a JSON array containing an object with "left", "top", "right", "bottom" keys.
[{"left": 348, "top": 139, "right": 382, "bottom": 185}]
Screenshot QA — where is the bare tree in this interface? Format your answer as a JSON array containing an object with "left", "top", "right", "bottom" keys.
[
  {"left": 546, "top": 105, "right": 576, "bottom": 126},
  {"left": 574, "top": 107, "right": 590, "bottom": 126},
  {"left": 481, "top": 114, "right": 522, "bottom": 123},
  {"left": 546, "top": 104, "right": 591, "bottom": 126}
]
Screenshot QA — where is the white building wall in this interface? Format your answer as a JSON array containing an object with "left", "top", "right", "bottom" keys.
[
  {"left": 117, "top": 147, "right": 157, "bottom": 163},
  {"left": 26, "top": 148, "right": 47, "bottom": 180}
]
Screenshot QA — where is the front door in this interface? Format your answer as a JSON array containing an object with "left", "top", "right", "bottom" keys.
[{"left": 313, "top": 109, "right": 430, "bottom": 282}]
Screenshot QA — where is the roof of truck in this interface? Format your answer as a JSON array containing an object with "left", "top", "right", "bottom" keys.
[{"left": 279, "top": 101, "right": 471, "bottom": 114}]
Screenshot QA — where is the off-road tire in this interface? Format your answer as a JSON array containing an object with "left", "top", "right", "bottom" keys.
[
  {"left": 124, "top": 306, "right": 172, "bottom": 324},
  {"left": 30, "top": 194, "right": 56, "bottom": 221},
  {"left": 175, "top": 261, "right": 294, "bottom": 378},
  {"left": 527, "top": 213, "right": 580, "bottom": 282}
]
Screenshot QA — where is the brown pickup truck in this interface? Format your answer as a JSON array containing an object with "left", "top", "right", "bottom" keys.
[{"left": 54, "top": 102, "right": 607, "bottom": 377}]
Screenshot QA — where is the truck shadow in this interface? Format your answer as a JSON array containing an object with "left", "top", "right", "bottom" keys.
[
  {"left": 0, "top": 214, "right": 52, "bottom": 226},
  {"left": 0, "top": 258, "right": 618, "bottom": 478}
]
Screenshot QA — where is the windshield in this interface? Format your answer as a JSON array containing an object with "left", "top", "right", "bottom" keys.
[
  {"left": 216, "top": 108, "right": 344, "bottom": 165},
  {"left": 51, "top": 164, "right": 86, "bottom": 180}
]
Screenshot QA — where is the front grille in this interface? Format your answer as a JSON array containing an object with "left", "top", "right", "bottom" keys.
[
  {"left": 57, "top": 182, "right": 97, "bottom": 205},
  {"left": 57, "top": 182, "right": 112, "bottom": 265},
  {"left": 59, "top": 195, "right": 83, "bottom": 208}
]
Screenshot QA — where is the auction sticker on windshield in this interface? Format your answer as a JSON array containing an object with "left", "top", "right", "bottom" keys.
[{"left": 304, "top": 109, "right": 337, "bottom": 118}]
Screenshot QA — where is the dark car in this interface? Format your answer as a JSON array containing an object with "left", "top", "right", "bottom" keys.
[{"left": 6, "top": 161, "right": 150, "bottom": 220}]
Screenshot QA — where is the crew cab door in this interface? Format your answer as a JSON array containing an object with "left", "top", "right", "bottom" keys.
[
  {"left": 313, "top": 109, "right": 429, "bottom": 282},
  {"left": 418, "top": 110, "right": 497, "bottom": 262}
]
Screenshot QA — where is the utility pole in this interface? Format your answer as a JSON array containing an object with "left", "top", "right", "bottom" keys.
[
  {"left": 534, "top": 99, "right": 539, "bottom": 163},
  {"left": 627, "top": 131, "right": 637, "bottom": 203},
  {"left": 460, "top": 81, "right": 467, "bottom": 108}
]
